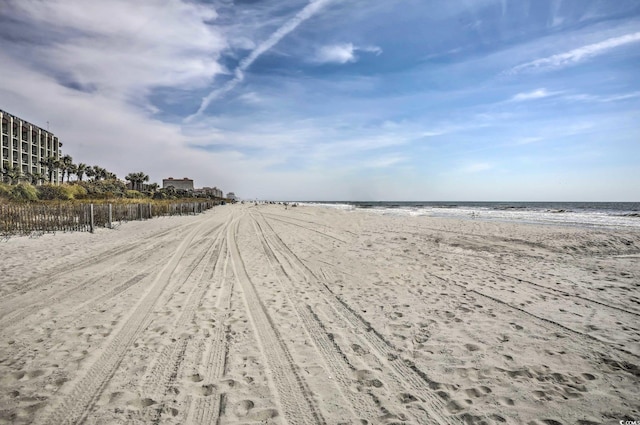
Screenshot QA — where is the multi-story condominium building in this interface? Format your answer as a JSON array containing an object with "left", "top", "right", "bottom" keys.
[
  {"left": 162, "top": 177, "right": 194, "bottom": 191},
  {"left": 1, "top": 108, "right": 62, "bottom": 183},
  {"left": 195, "top": 186, "right": 224, "bottom": 198}
]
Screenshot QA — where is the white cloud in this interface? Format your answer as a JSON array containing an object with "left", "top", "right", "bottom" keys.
[
  {"left": 360, "top": 46, "right": 383, "bottom": 55},
  {"left": 316, "top": 43, "right": 357, "bottom": 64},
  {"left": 237, "top": 91, "right": 263, "bottom": 104},
  {"left": 565, "top": 91, "right": 640, "bottom": 103},
  {"left": 509, "top": 89, "right": 562, "bottom": 102},
  {"left": 3, "top": 0, "right": 226, "bottom": 100},
  {"left": 508, "top": 32, "right": 640, "bottom": 74},
  {"left": 314, "top": 43, "right": 382, "bottom": 64},
  {"left": 510, "top": 88, "right": 559, "bottom": 102},
  {"left": 188, "top": 0, "right": 335, "bottom": 121}
]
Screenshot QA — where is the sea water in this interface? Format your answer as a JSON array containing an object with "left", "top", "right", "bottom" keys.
[{"left": 302, "top": 201, "right": 640, "bottom": 229}]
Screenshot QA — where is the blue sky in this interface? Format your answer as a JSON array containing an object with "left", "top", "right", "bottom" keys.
[{"left": 1, "top": 0, "right": 639, "bottom": 200}]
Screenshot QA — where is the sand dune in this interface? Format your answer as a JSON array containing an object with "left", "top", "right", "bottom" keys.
[{"left": 0, "top": 203, "right": 638, "bottom": 424}]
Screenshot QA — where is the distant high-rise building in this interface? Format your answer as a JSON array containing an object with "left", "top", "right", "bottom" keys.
[
  {"left": 1, "top": 108, "right": 62, "bottom": 183},
  {"left": 162, "top": 177, "right": 194, "bottom": 191},
  {"left": 196, "top": 186, "right": 224, "bottom": 198}
]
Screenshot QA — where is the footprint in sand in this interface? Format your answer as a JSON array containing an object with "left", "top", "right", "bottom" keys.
[
  {"left": 445, "top": 399, "right": 470, "bottom": 413},
  {"left": 189, "top": 373, "right": 203, "bottom": 382},
  {"left": 498, "top": 396, "right": 515, "bottom": 406},
  {"left": 398, "top": 393, "right": 418, "bottom": 403},
  {"left": 248, "top": 408, "right": 279, "bottom": 421},
  {"left": 199, "top": 384, "right": 215, "bottom": 396},
  {"left": 234, "top": 399, "right": 255, "bottom": 417},
  {"left": 354, "top": 369, "right": 384, "bottom": 389},
  {"left": 351, "top": 343, "right": 369, "bottom": 356},
  {"left": 464, "top": 386, "right": 492, "bottom": 398},
  {"left": 127, "top": 397, "right": 156, "bottom": 409},
  {"left": 464, "top": 343, "right": 480, "bottom": 352}
]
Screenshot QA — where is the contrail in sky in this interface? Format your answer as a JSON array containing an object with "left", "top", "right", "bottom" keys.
[{"left": 186, "top": 0, "right": 334, "bottom": 122}]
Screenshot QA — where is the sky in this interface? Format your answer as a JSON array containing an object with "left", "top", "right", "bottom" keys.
[{"left": 1, "top": 0, "right": 639, "bottom": 201}]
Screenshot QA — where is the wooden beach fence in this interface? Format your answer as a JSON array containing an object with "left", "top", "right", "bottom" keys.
[{"left": 0, "top": 201, "right": 218, "bottom": 237}]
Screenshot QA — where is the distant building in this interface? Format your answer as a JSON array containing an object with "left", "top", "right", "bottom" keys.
[
  {"left": 226, "top": 192, "right": 237, "bottom": 201},
  {"left": 1, "top": 108, "right": 62, "bottom": 183},
  {"left": 195, "top": 186, "right": 224, "bottom": 198},
  {"left": 162, "top": 177, "right": 194, "bottom": 191}
]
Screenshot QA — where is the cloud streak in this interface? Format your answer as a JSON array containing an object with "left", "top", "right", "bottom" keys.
[
  {"left": 187, "top": 0, "right": 334, "bottom": 121},
  {"left": 510, "top": 88, "right": 559, "bottom": 102},
  {"left": 313, "top": 43, "right": 382, "bottom": 64},
  {"left": 508, "top": 32, "right": 640, "bottom": 74}
]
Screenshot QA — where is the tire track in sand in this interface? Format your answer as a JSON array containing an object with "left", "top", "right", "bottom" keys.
[
  {"left": 33, "top": 215, "right": 217, "bottom": 425},
  {"left": 227, "top": 213, "right": 326, "bottom": 425},
  {"left": 250, "top": 213, "right": 389, "bottom": 422},
  {"left": 188, "top": 225, "right": 234, "bottom": 425},
  {"left": 135, "top": 222, "right": 227, "bottom": 423},
  {"left": 0, "top": 221, "right": 198, "bottom": 302},
  {"left": 255, "top": 211, "right": 458, "bottom": 425},
  {"left": 0, "top": 223, "right": 207, "bottom": 328}
]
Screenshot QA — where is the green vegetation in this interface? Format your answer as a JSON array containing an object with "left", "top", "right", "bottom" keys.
[
  {"left": 10, "top": 183, "right": 39, "bottom": 202},
  {"left": 1, "top": 156, "right": 223, "bottom": 204}
]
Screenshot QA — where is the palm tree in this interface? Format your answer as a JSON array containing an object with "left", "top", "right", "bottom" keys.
[
  {"left": 66, "top": 163, "right": 77, "bottom": 182},
  {"left": 0, "top": 160, "right": 7, "bottom": 184},
  {"left": 60, "top": 154, "right": 74, "bottom": 182},
  {"left": 85, "top": 165, "right": 96, "bottom": 181},
  {"left": 88, "top": 165, "right": 106, "bottom": 181},
  {"left": 125, "top": 172, "right": 136, "bottom": 190},
  {"left": 125, "top": 172, "right": 149, "bottom": 191},
  {"left": 136, "top": 172, "right": 149, "bottom": 191},
  {"left": 76, "top": 163, "right": 88, "bottom": 181},
  {"left": 27, "top": 171, "right": 45, "bottom": 185},
  {"left": 6, "top": 166, "right": 22, "bottom": 185},
  {"left": 1, "top": 160, "right": 18, "bottom": 184},
  {"left": 40, "top": 156, "right": 59, "bottom": 183}
]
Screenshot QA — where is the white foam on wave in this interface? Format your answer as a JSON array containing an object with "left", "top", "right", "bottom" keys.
[{"left": 304, "top": 203, "right": 640, "bottom": 229}]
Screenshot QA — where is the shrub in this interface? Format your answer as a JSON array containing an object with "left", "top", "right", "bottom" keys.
[
  {"left": 125, "top": 190, "right": 144, "bottom": 199},
  {"left": 66, "top": 184, "right": 88, "bottom": 199},
  {"left": 10, "top": 183, "right": 38, "bottom": 202},
  {"left": 37, "top": 184, "right": 73, "bottom": 200},
  {"left": 79, "top": 179, "right": 127, "bottom": 198},
  {"left": 0, "top": 183, "right": 11, "bottom": 199}
]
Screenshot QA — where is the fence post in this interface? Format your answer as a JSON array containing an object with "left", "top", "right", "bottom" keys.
[
  {"left": 148, "top": 203, "right": 152, "bottom": 219},
  {"left": 89, "top": 204, "right": 95, "bottom": 233},
  {"left": 107, "top": 204, "right": 112, "bottom": 229}
]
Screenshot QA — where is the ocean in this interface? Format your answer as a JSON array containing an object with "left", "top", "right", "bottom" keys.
[{"left": 301, "top": 201, "right": 640, "bottom": 229}]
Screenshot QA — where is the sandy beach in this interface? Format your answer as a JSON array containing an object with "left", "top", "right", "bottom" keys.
[{"left": 0, "top": 203, "right": 638, "bottom": 425}]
